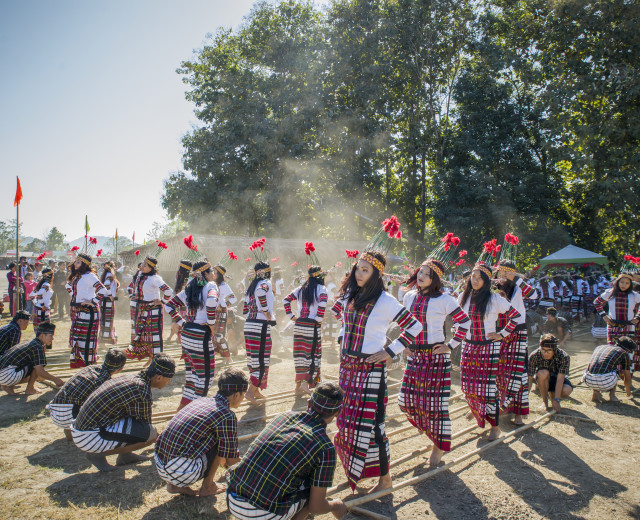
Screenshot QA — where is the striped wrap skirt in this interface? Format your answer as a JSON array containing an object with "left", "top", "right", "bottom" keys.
[
  {"left": 583, "top": 371, "right": 619, "bottom": 391},
  {"left": 292, "top": 318, "right": 322, "bottom": 386},
  {"left": 226, "top": 491, "right": 306, "bottom": 520},
  {"left": 460, "top": 339, "right": 501, "bottom": 428},
  {"left": 398, "top": 346, "right": 452, "bottom": 451},
  {"left": 100, "top": 298, "right": 118, "bottom": 344},
  {"left": 71, "top": 416, "right": 151, "bottom": 453},
  {"left": 155, "top": 449, "right": 214, "bottom": 487},
  {"left": 335, "top": 356, "right": 389, "bottom": 490},
  {"left": 48, "top": 402, "right": 79, "bottom": 429},
  {"left": 244, "top": 319, "right": 272, "bottom": 389},
  {"left": 69, "top": 303, "right": 100, "bottom": 368},
  {"left": 181, "top": 322, "right": 215, "bottom": 406},
  {"left": 497, "top": 327, "right": 529, "bottom": 417},
  {"left": 126, "top": 303, "right": 163, "bottom": 360},
  {"left": 32, "top": 304, "right": 50, "bottom": 331},
  {"left": 0, "top": 365, "right": 29, "bottom": 386},
  {"left": 213, "top": 307, "right": 231, "bottom": 358}
]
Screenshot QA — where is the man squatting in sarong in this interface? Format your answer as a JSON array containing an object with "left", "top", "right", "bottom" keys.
[
  {"left": 155, "top": 367, "right": 248, "bottom": 497},
  {"left": 528, "top": 334, "right": 573, "bottom": 412},
  {"left": 0, "top": 310, "right": 31, "bottom": 357},
  {"left": 71, "top": 353, "right": 175, "bottom": 472},
  {"left": 582, "top": 336, "right": 634, "bottom": 402},
  {"left": 48, "top": 348, "right": 127, "bottom": 440},
  {"left": 226, "top": 382, "right": 348, "bottom": 520},
  {"left": 0, "top": 322, "right": 63, "bottom": 395}
]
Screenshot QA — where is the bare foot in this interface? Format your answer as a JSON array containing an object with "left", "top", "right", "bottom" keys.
[
  {"left": 368, "top": 475, "right": 393, "bottom": 494},
  {"left": 537, "top": 402, "right": 548, "bottom": 412},
  {"left": 1, "top": 385, "right": 16, "bottom": 395},
  {"left": 591, "top": 390, "right": 603, "bottom": 402},
  {"left": 116, "top": 452, "right": 150, "bottom": 466},
  {"left": 429, "top": 447, "right": 444, "bottom": 467},
  {"left": 464, "top": 411, "right": 474, "bottom": 421},
  {"left": 86, "top": 453, "right": 116, "bottom": 472},
  {"left": 167, "top": 483, "right": 197, "bottom": 496},
  {"left": 512, "top": 415, "right": 524, "bottom": 426},
  {"left": 299, "top": 381, "right": 311, "bottom": 395},
  {"left": 199, "top": 482, "right": 226, "bottom": 496},
  {"left": 609, "top": 394, "right": 620, "bottom": 402},
  {"left": 25, "top": 387, "right": 42, "bottom": 395},
  {"left": 244, "top": 393, "right": 261, "bottom": 405},
  {"left": 255, "top": 390, "right": 266, "bottom": 399},
  {"left": 64, "top": 429, "right": 74, "bottom": 441},
  {"left": 487, "top": 427, "right": 501, "bottom": 441}
]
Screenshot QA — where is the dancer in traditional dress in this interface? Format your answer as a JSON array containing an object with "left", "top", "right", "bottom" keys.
[
  {"left": 32, "top": 267, "right": 54, "bottom": 332},
  {"left": 71, "top": 353, "right": 175, "bottom": 472},
  {"left": 126, "top": 244, "right": 173, "bottom": 362},
  {"left": 49, "top": 348, "right": 127, "bottom": 439},
  {"left": 494, "top": 234, "right": 538, "bottom": 426},
  {"left": 128, "top": 259, "right": 142, "bottom": 342},
  {"left": 155, "top": 367, "right": 247, "bottom": 497},
  {"left": 537, "top": 275, "right": 557, "bottom": 311},
  {"left": 165, "top": 259, "right": 218, "bottom": 410},
  {"left": 594, "top": 256, "right": 640, "bottom": 346},
  {"left": 66, "top": 252, "right": 110, "bottom": 368},
  {"left": 398, "top": 233, "right": 470, "bottom": 466},
  {"left": 458, "top": 239, "right": 520, "bottom": 440},
  {"left": 212, "top": 250, "right": 238, "bottom": 362},
  {"left": 226, "top": 382, "right": 347, "bottom": 519},
  {"left": 166, "top": 257, "right": 193, "bottom": 343},
  {"left": 243, "top": 238, "right": 275, "bottom": 404},
  {"left": 334, "top": 216, "right": 422, "bottom": 493},
  {"left": 99, "top": 261, "right": 119, "bottom": 345},
  {"left": 283, "top": 243, "right": 328, "bottom": 394}
]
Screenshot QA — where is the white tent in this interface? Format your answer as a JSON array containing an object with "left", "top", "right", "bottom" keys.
[{"left": 539, "top": 245, "right": 607, "bottom": 267}]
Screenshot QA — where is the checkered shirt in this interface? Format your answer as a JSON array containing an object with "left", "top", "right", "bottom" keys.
[
  {"left": 50, "top": 365, "right": 111, "bottom": 406},
  {"left": 74, "top": 372, "right": 152, "bottom": 430},
  {"left": 155, "top": 393, "right": 239, "bottom": 462},
  {"left": 587, "top": 345, "right": 630, "bottom": 374},
  {"left": 227, "top": 410, "right": 336, "bottom": 516},
  {"left": 0, "top": 338, "right": 47, "bottom": 370},
  {"left": 528, "top": 347, "right": 570, "bottom": 377},
  {"left": 0, "top": 321, "right": 22, "bottom": 357}
]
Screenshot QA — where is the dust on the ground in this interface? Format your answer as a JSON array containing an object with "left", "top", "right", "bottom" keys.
[{"left": 0, "top": 310, "right": 639, "bottom": 520}]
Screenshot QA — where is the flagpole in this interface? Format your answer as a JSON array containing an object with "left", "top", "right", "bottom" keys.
[{"left": 15, "top": 200, "right": 20, "bottom": 313}]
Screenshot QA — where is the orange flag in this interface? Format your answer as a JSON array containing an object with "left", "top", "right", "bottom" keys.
[{"left": 14, "top": 176, "right": 23, "bottom": 206}]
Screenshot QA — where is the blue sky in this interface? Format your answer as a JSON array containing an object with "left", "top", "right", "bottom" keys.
[{"left": 1, "top": 0, "right": 326, "bottom": 242}]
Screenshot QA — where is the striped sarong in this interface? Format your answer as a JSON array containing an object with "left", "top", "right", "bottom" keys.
[
  {"left": 227, "top": 491, "right": 306, "bottom": 520},
  {"left": 155, "top": 451, "right": 211, "bottom": 487},
  {"left": 570, "top": 295, "right": 583, "bottom": 319},
  {"left": 292, "top": 318, "right": 322, "bottom": 387},
  {"left": 460, "top": 339, "right": 501, "bottom": 428},
  {"left": 129, "top": 305, "right": 137, "bottom": 342},
  {"left": 497, "top": 328, "right": 529, "bottom": 416},
  {"left": 398, "top": 347, "right": 451, "bottom": 451},
  {"left": 70, "top": 304, "right": 100, "bottom": 368},
  {"left": 100, "top": 298, "right": 117, "bottom": 344},
  {"left": 583, "top": 371, "right": 619, "bottom": 391},
  {"left": 48, "top": 403, "right": 79, "bottom": 429},
  {"left": 126, "top": 303, "right": 163, "bottom": 360},
  {"left": 244, "top": 319, "right": 272, "bottom": 389},
  {"left": 181, "top": 322, "right": 215, "bottom": 405},
  {"left": 213, "top": 308, "right": 231, "bottom": 359},
  {"left": 32, "top": 305, "right": 50, "bottom": 331},
  {"left": 0, "top": 365, "right": 29, "bottom": 386},
  {"left": 71, "top": 416, "right": 151, "bottom": 453},
  {"left": 335, "top": 356, "right": 389, "bottom": 490},
  {"left": 584, "top": 294, "right": 595, "bottom": 317}
]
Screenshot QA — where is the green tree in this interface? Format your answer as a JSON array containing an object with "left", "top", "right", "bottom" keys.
[{"left": 44, "top": 227, "right": 68, "bottom": 251}]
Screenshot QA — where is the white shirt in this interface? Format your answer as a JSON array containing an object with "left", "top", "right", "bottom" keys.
[
  {"left": 598, "top": 288, "right": 640, "bottom": 321},
  {"left": 507, "top": 278, "right": 537, "bottom": 325},
  {"left": 165, "top": 282, "right": 218, "bottom": 326},
  {"left": 66, "top": 272, "right": 109, "bottom": 305},
  {"left": 217, "top": 281, "right": 237, "bottom": 308},
  {"left": 283, "top": 285, "right": 328, "bottom": 322},
  {"left": 34, "top": 282, "right": 54, "bottom": 309},
  {"left": 458, "top": 292, "right": 517, "bottom": 338},
  {"left": 403, "top": 289, "right": 464, "bottom": 346},
  {"left": 134, "top": 273, "right": 173, "bottom": 302}
]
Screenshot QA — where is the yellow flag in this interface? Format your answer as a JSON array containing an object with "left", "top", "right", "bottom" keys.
[{"left": 115, "top": 228, "right": 119, "bottom": 241}]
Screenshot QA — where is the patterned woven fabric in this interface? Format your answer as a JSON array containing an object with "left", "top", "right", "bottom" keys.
[
  {"left": 527, "top": 347, "right": 570, "bottom": 377},
  {"left": 0, "top": 321, "right": 22, "bottom": 357},
  {"left": 127, "top": 303, "right": 163, "bottom": 360},
  {"left": 292, "top": 318, "right": 322, "bottom": 386},
  {"left": 398, "top": 349, "right": 452, "bottom": 451},
  {"left": 460, "top": 339, "right": 501, "bottom": 428},
  {"left": 32, "top": 304, "right": 50, "bottom": 331},
  {"left": 244, "top": 320, "right": 272, "bottom": 389},
  {"left": 181, "top": 323, "right": 215, "bottom": 405},
  {"left": 51, "top": 365, "right": 111, "bottom": 406},
  {"left": 100, "top": 299, "right": 117, "bottom": 344},
  {"left": 341, "top": 302, "right": 375, "bottom": 354},
  {"left": 69, "top": 304, "right": 101, "bottom": 368},
  {"left": 497, "top": 330, "right": 529, "bottom": 416},
  {"left": 587, "top": 344, "right": 630, "bottom": 374},
  {"left": 212, "top": 308, "right": 231, "bottom": 358},
  {"left": 583, "top": 371, "right": 619, "bottom": 391},
  {"left": 155, "top": 393, "right": 239, "bottom": 464},
  {"left": 227, "top": 410, "right": 336, "bottom": 516},
  {"left": 334, "top": 356, "right": 389, "bottom": 490},
  {"left": 0, "top": 338, "right": 47, "bottom": 371},
  {"left": 74, "top": 372, "right": 152, "bottom": 431},
  {"left": 404, "top": 291, "right": 470, "bottom": 348}
]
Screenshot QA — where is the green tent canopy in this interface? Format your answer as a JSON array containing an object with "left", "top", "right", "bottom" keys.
[{"left": 539, "top": 245, "right": 607, "bottom": 267}]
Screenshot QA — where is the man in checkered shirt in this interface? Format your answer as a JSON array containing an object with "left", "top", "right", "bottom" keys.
[
  {"left": 582, "top": 336, "right": 634, "bottom": 402},
  {"left": 227, "top": 382, "right": 347, "bottom": 520},
  {"left": 528, "top": 333, "right": 573, "bottom": 412},
  {"left": 48, "top": 348, "right": 127, "bottom": 439},
  {"left": 71, "top": 353, "right": 175, "bottom": 472},
  {"left": 0, "top": 310, "right": 31, "bottom": 356},
  {"left": 155, "top": 367, "right": 247, "bottom": 497}
]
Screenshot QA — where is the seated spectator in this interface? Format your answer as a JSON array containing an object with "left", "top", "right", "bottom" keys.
[
  {"left": 528, "top": 333, "right": 573, "bottom": 412},
  {"left": 71, "top": 353, "right": 175, "bottom": 472},
  {"left": 0, "top": 322, "right": 64, "bottom": 395},
  {"left": 582, "top": 336, "right": 634, "bottom": 402}
]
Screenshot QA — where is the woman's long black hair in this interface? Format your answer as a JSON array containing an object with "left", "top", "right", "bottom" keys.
[
  {"left": 406, "top": 264, "right": 443, "bottom": 298},
  {"left": 338, "top": 250, "right": 386, "bottom": 310},
  {"left": 497, "top": 260, "right": 516, "bottom": 301},
  {"left": 246, "top": 261, "right": 270, "bottom": 297},
  {"left": 67, "top": 261, "right": 91, "bottom": 282},
  {"left": 611, "top": 275, "right": 633, "bottom": 299},
  {"left": 36, "top": 268, "right": 53, "bottom": 292},
  {"left": 174, "top": 259, "right": 192, "bottom": 292},
  {"left": 185, "top": 260, "right": 211, "bottom": 311},
  {"left": 300, "top": 265, "right": 325, "bottom": 306},
  {"left": 459, "top": 268, "right": 492, "bottom": 317},
  {"left": 213, "top": 265, "right": 226, "bottom": 285}
]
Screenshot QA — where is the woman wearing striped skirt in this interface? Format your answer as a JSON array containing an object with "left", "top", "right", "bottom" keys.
[
  {"left": 32, "top": 267, "right": 54, "bottom": 331},
  {"left": 165, "top": 259, "right": 218, "bottom": 410},
  {"left": 458, "top": 251, "right": 521, "bottom": 441},
  {"left": 99, "top": 261, "right": 119, "bottom": 345},
  {"left": 334, "top": 250, "right": 421, "bottom": 493},
  {"left": 243, "top": 260, "right": 275, "bottom": 404},
  {"left": 212, "top": 261, "right": 237, "bottom": 362},
  {"left": 283, "top": 265, "right": 328, "bottom": 394},
  {"left": 594, "top": 271, "right": 640, "bottom": 347},
  {"left": 126, "top": 255, "right": 173, "bottom": 363},
  {"left": 399, "top": 255, "right": 470, "bottom": 466},
  {"left": 66, "top": 254, "right": 110, "bottom": 368}
]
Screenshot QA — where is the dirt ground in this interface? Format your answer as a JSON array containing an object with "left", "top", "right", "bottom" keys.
[{"left": 0, "top": 299, "right": 639, "bottom": 520}]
